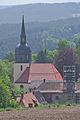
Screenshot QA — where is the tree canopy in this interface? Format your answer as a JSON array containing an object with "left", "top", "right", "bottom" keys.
[
  {"left": 57, "top": 39, "right": 70, "bottom": 50},
  {"left": 0, "top": 59, "right": 10, "bottom": 108},
  {"left": 54, "top": 49, "right": 80, "bottom": 81},
  {"left": 75, "top": 39, "right": 80, "bottom": 61}
]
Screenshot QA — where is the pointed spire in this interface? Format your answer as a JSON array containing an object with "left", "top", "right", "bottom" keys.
[{"left": 20, "top": 12, "right": 26, "bottom": 44}]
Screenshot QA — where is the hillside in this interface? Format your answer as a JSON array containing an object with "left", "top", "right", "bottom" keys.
[
  {"left": 0, "top": 3, "right": 80, "bottom": 23},
  {"left": 0, "top": 17, "right": 80, "bottom": 59},
  {"left": 0, "top": 106, "right": 80, "bottom": 120},
  {"left": 0, "top": 6, "right": 12, "bottom": 9}
]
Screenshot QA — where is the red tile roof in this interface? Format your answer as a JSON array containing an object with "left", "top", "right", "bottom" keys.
[
  {"left": 15, "top": 67, "right": 30, "bottom": 83},
  {"left": 17, "top": 93, "right": 39, "bottom": 107},
  {"left": 15, "top": 63, "right": 63, "bottom": 83}
]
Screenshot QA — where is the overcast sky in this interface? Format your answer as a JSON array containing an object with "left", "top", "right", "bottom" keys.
[{"left": 0, "top": 0, "right": 80, "bottom": 5}]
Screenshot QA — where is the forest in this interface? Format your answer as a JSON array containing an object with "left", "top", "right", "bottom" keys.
[{"left": 0, "top": 17, "right": 80, "bottom": 59}]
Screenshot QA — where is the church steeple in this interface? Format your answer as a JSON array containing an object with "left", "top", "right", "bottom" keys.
[
  {"left": 20, "top": 13, "right": 26, "bottom": 44},
  {"left": 15, "top": 13, "right": 32, "bottom": 63}
]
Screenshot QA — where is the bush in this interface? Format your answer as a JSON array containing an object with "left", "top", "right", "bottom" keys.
[
  {"left": 6, "top": 107, "right": 15, "bottom": 111},
  {"left": 56, "top": 104, "right": 60, "bottom": 107},
  {"left": 9, "top": 99, "right": 20, "bottom": 108},
  {"left": 65, "top": 102, "right": 71, "bottom": 106}
]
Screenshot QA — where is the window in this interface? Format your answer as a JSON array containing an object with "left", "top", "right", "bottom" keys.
[
  {"left": 43, "top": 79, "right": 46, "bottom": 83},
  {"left": 21, "top": 65, "right": 23, "bottom": 71},
  {"left": 20, "top": 85, "right": 24, "bottom": 89},
  {"left": 55, "top": 96, "right": 59, "bottom": 100},
  {"left": 28, "top": 103, "right": 33, "bottom": 107},
  {"left": 67, "top": 95, "right": 71, "bottom": 100}
]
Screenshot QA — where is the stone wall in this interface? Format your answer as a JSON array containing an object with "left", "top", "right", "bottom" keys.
[
  {"left": 42, "top": 92, "right": 80, "bottom": 104},
  {"left": 14, "top": 83, "right": 30, "bottom": 92}
]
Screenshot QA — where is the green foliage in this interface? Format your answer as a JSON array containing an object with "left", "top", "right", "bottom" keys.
[
  {"left": 34, "top": 49, "right": 58, "bottom": 63},
  {"left": 9, "top": 99, "right": 20, "bottom": 108},
  {"left": 0, "top": 81, "right": 10, "bottom": 108},
  {"left": 35, "top": 50, "right": 47, "bottom": 63},
  {"left": 32, "top": 54, "right": 37, "bottom": 63},
  {"left": 4, "top": 51, "right": 15, "bottom": 62},
  {"left": 12, "top": 88, "right": 25, "bottom": 97},
  {"left": 75, "top": 39, "right": 80, "bottom": 60},
  {"left": 57, "top": 39, "right": 70, "bottom": 50},
  {"left": 4, "top": 59, "right": 14, "bottom": 85},
  {"left": 1, "top": 17, "right": 80, "bottom": 58},
  {"left": 65, "top": 102, "right": 71, "bottom": 106},
  {"left": 77, "top": 74, "right": 80, "bottom": 82},
  {"left": 0, "top": 59, "right": 11, "bottom": 108}
]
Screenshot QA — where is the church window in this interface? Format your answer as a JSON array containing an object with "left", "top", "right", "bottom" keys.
[
  {"left": 20, "top": 85, "right": 24, "bottom": 88},
  {"left": 55, "top": 96, "right": 59, "bottom": 100},
  {"left": 67, "top": 95, "right": 71, "bottom": 100},
  {"left": 43, "top": 79, "right": 46, "bottom": 83},
  {"left": 21, "top": 65, "right": 23, "bottom": 71}
]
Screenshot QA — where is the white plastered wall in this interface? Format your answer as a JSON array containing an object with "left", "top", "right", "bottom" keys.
[{"left": 14, "top": 63, "right": 30, "bottom": 82}]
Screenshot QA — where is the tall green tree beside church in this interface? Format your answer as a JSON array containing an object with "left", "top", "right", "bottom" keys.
[{"left": 0, "top": 59, "right": 10, "bottom": 108}]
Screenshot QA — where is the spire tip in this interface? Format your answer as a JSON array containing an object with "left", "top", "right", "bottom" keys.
[{"left": 22, "top": 11, "right": 24, "bottom": 16}]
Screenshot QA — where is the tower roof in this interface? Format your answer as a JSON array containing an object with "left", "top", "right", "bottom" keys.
[
  {"left": 21, "top": 13, "right": 26, "bottom": 38},
  {"left": 20, "top": 13, "right": 26, "bottom": 44},
  {"left": 15, "top": 13, "right": 32, "bottom": 63}
]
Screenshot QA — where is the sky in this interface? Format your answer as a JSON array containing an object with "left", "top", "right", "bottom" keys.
[{"left": 0, "top": 0, "right": 80, "bottom": 5}]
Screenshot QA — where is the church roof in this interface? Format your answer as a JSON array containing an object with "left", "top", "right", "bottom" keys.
[
  {"left": 15, "top": 63, "right": 63, "bottom": 83},
  {"left": 37, "top": 82, "right": 63, "bottom": 91}
]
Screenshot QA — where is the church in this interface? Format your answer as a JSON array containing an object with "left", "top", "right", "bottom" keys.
[{"left": 14, "top": 14, "right": 80, "bottom": 107}]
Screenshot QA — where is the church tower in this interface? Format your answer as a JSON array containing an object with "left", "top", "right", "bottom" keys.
[
  {"left": 14, "top": 14, "right": 31, "bottom": 84},
  {"left": 15, "top": 13, "right": 31, "bottom": 63}
]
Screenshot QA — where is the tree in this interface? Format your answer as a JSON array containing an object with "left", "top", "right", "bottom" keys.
[
  {"left": 4, "top": 51, "right": 15, "bottom": 62},
  {"left": 4, "top": 59, "right": 14, "bottom": 84},
  {"left": 4, "top": 51, "right": 14, "bottom": 84},
  {"left": 34, "top": 49, "right": 58, "bottom": 63},
  {"left": 75, "top": 38, "right": 80, "bottom": 61},
  {"left": 57, "top": 39, "right": 70, "bottom": 50},
  {"left": 35, "top": 50, "right": 47, "bottom": 63},
  {"left": 54, "top": 49, "right": 80, "bottom": 81},
  {"left": 0, "top": 59, "right": 10, "bottom": 108},
  {"left": 0, "top": 81, "right": 10, "bottom": 108}
]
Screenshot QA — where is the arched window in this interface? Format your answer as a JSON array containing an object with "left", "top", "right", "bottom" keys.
[
  {"left": 43, "top": 79, "right": 46, "bottom": 83},
  {"left": 21, "top": 65, "right": 23, "bottom": 71},
  {"left": 20, "top": 85, "right": 24, "bottom": 89}
]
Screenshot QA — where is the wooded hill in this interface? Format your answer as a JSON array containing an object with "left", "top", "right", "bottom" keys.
[
  {"left": 0, "top": 17, "right": 80, "bottom": 59},
  {"left": 0, "top": 3, "right": 80, "bottom": 23}
]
